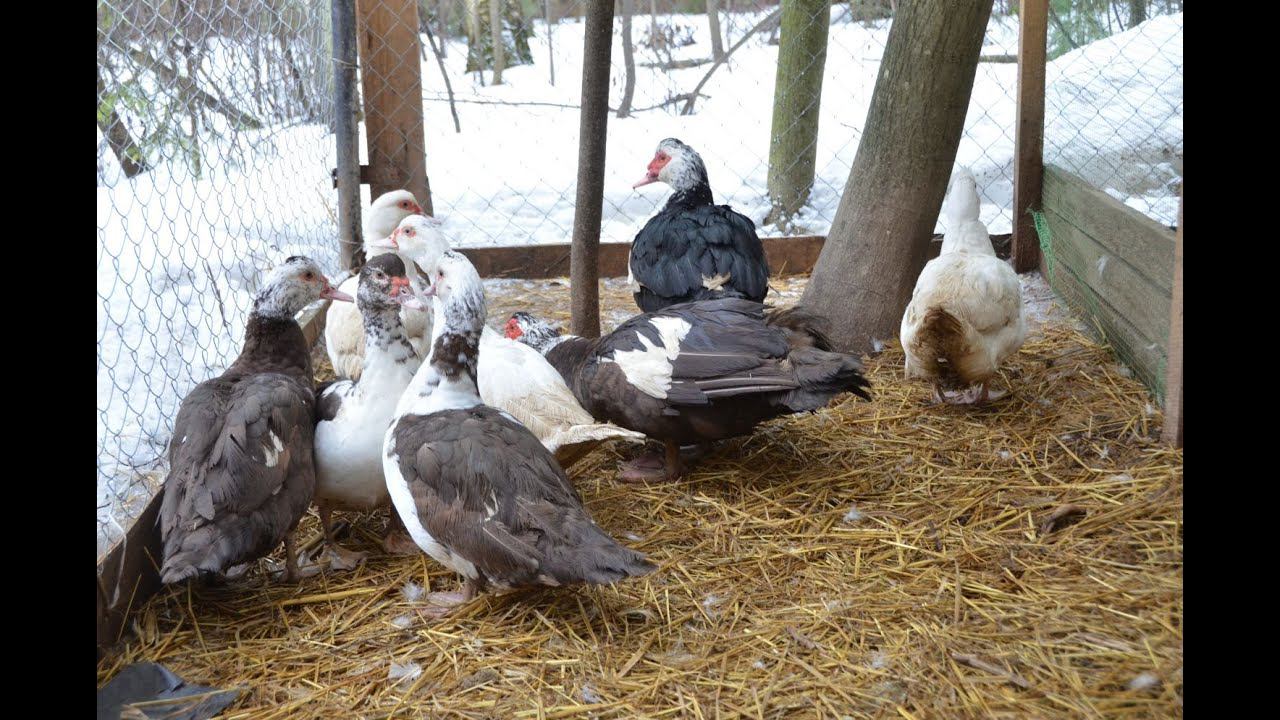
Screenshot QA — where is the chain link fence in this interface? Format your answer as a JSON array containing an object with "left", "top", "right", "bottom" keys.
[
  {"left": 96, "top": 0, "right": 1183, "bottom": 557},
  {"left": 413, "top": 1, "right": 1020, "bottom": 248},
  {"left": 1042, "top": 1, "right": 1183, "bottom": 227},
  {"left": 97, "top": 0, "right": 341, "bottom": 556}
]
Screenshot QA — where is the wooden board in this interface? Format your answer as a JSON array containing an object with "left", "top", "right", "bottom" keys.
[
  {"left": 97, "top": 490, "right": 164, "bottom": 659},
  {"left": 1038, "top": 171, "right": 1175, "bottom": 400},
  {"left": 298, "top": 299, "right": 330, "bottom": 347},
  {"left": 1162, "top": 192, "right": 1183, "bottom": 446},
  {"left": 459, "top": 238, "right": 827, "bottom": 279},
  {"left": 355, "top": 0, "right": 432, "bottom": 210},
  {"left": 454, "top": 234, "right": 1008, "bottom": 280},
  {"left": 1044, "top": 166, "right": 1176, "bottom": 292},
  {"left": 1012, "top": 0, "right": 1048, "bottom": 273},
  {"left": 1044, "top": 242, "right": 1167, "bottom": 396},
  {"left": 1043, "top": 209, "right": 1171, "bottom": 346}
]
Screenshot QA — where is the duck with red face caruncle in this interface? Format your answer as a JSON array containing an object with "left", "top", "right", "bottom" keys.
[
  {"left": 504, "top": 298, "right": 872, "bottom": 483},
  {"left": 628, "top": 138, "right": 770, "bottom": 313}
]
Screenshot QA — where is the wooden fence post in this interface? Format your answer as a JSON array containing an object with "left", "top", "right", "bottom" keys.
[
  {"left": 1161, "top": 189, "right": 1183, "bottom": 447},
  {"left": 355, "top": 0, "right": 433, "bottom": 213},
  {"left": 569, "top": 2, "right": 615, "bottom": 339},
  {"left": 1013, "top": 0, "right": 1047, "bottom": 273},
  {"left": 333, "top": 0, "right": 363, "bottom": 271}
]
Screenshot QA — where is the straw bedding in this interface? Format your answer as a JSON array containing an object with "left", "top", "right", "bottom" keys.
[{"left": 98, "top": 274, "right": 1183, "bottom": 718}]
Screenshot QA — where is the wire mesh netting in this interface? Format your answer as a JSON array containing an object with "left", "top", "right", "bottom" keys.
[
  {"left": 1041, "top": 0, "right": 1183, "bottom": 227},
  {"left": 411, "top": 1, "right": 1023, "bottom": 246},
  {"left": 97, "top": 0, "right": 341, "bottom": 555},
  {"left": 96, "top": 0, "right": 1184, "bottom": 557}
]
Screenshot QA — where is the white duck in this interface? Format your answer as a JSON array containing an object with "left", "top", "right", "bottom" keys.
[
  {"left": 313, "top": 254, "right": 426, "bottom": 567},
  {"left": 900, "top": 168, "right": 1027, "bottom": 404},
  {"left": 376, "top": 216, "right": 645, "bottom": 467},
  {"left": 324, "top": 190, "right": 430, "bottom": 380}
]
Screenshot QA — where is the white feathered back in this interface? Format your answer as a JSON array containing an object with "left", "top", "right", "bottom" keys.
[
  {"left": 899, "top": 165, "right": 1026, "bottom": 392},
  {"left": 940, "top": 168, "right": 994, "bottom": 257}
]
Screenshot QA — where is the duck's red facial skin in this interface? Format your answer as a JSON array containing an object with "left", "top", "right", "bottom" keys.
[
  {"left": 398, "top": 200, "right": 424, "bottom": 214},
  {"left": 633, "top": 151, "right": 670, "bottom": 188},
  {"left": 504, "top": 317, "right": 523, "bottom": 339}
]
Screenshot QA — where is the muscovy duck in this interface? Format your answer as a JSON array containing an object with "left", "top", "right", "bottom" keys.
[
  {"left": 313, "top": 254, "right": 426, "bottom": 569},
  {"left": 504, "top": 298, "right": 872, "bottom": 482},
  {"left": 324, "top": 190, "right": 429, "bottom": 380},
  {"left": 382, "top": 251, "right": 655, "bottom": 617},
  {"left": 158, "top": 256, "right": 353, "bottom": 584},
  {"left": 628, "top": 138, "right": 770, "bottom": 313},
  {"left": 900, "top": 168, "right": 1026, "bottom": 404}
]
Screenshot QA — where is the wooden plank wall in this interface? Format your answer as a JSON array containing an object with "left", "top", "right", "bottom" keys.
[
  {"left": 97, "top": 491, "right": 165, "bottom": 660},
  {"left": 456, "top": 233, "right": 1010, "bottom": 280},
  {"left": 1040, "top": 165, "right": 1177, "bottom": 399},
  {"left": 1161, "top": 192, "right": 1183, "bottom": 446}
]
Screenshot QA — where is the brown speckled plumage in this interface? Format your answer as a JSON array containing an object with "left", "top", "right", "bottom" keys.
[
  {"left": 157, "top": 257, "right": 333, "bottom": 584},
  {"left": 391, "top": 405, "right": 654, "bottom": 590}
]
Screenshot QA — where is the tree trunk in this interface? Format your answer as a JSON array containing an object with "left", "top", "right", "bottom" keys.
[
  {"left": 276, "top": 31, "right": 316, "bottom": 120},
  {"left": 96, "top": 63, "right": 150, "bottom": 179},
  {"left": 649, "top": 0, "right": 660, "bottom": 48},
  {"left": 465, "top": 0, "right": 483, "bottom": 74},
  {"left": 570, "top": 2, "right": 615, "bottom": 339},
  {"left": 438, "top": 0, "right": 450, "bottom": 58},
  {"left": 850, "top": 0, "right": 893, "bottom": 23},
  {"left": 489, "top": 0, "right": 505, "bottom": 84},
  {"left": 765, "top": 0, "right": 830, "bottom": 229},
  {"left": 1128, "top": 0, "right": 1147, "bottom": 27},
  {"left": 507, "top": 0, "right": 532, "bottom": 64},
  {"left": 424, "top": 16, "right": 462, "bottom": 133},
  {"left": 706, "top": 0, "right": 725, "bottom": 60},
  {"left": 546, "top": 0, "right": 555, "bottom": 85},
  {"left": 617, "top": 0, "right": 636, "bottom": 118},
  {"left": 185, "top": 44, "right": 203, "bottom": 178},
  {"left": 800, "top": 0, "right": 992, "bottom": 354}
]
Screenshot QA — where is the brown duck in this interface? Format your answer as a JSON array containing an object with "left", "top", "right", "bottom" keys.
[{"left": 158, "top": 256, "right": 353, "bottom": 584}]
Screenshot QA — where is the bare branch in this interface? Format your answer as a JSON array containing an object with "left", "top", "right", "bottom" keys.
[{"left": 681, "top": 7, "right": 782, "bottom": 115}]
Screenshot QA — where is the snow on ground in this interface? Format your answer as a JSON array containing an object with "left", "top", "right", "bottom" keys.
[
  {"left": 412, "top": 9, "right": 1021, "bottom": 245},
  {"left": 1043, "top": 14, "right": 1183, "bottom": 226},
  {"left": 96, "top": 9, "right": 1183, "bottom": 555}
]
